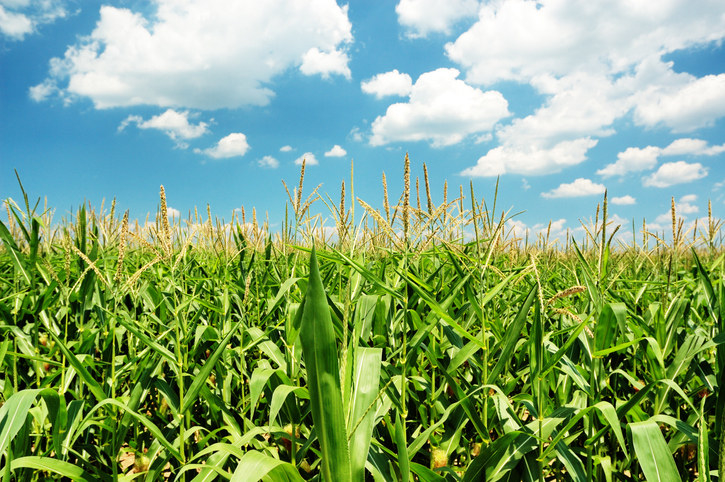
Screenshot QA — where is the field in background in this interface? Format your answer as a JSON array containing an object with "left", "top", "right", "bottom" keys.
[{"left": 1, "top": 158, "right": 724, "bottom": 481}]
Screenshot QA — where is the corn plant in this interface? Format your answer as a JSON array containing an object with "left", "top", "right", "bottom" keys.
[{"left": 0, "top": 160, "right": 724, "bottom": 481}]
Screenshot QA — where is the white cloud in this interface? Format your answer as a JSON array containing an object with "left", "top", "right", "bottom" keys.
[
  {"left": 464, "top": 72, "right": 625, "bottom": 177},
  {"left": 28, "top": 80, "right": 57, "bottom": 102},
  {"left": 611, "top": 195, "right": 636, "bottom": 205},
  {"left": 643, "top": 161, "right": 708, "bottom": 188},
  {"left": 678, "top": 198, "right": 699, "bottom": 214},
  {"left": 300, "top": 47, "right": 351, "bottom": 80},
  {"left": 633, "top": 71, "right": 725, "bottom": 132},
  {"left": 0, "top": 5, "right": 31, "bottom": 39},
  {"left": 0, "top": 1, "right": 67, "bottom": 40},
  {"left": 446, "top": 1, "right": 725, "bottom": 86},
  {"left": 651, "top": 195, "right": 700, "bottom": 229},
  {"left": 396, "top": 0, "right": 479, "bottom": 37},
  {"left": 349, "top": 126, "right": 364, "bottom": 143},
  {"left": 662, "top": 138, "right": 725, "bottom": 156},
  {"left": 324, "top": 145, "right": 346, "bottom": 157},
  {"left": 598, "top": 137, "right": 725, "bottom": 178},
  {"left": 119, "top": 109, "right": 209, "bottom": 146},
  {"left": 195, "top": 133, "right": 249, "bottom": 159},
  {"left": 369, "top": 68, "right": 509, "bottom": 147},
  {"left": 541, "top": 178, "right": 606, "bottom": 199},
  {"left": 166, "top": 207, "right": 181, "bottom": 219},
  {"left": 361, "top": 70, "right": 413, "bottom": 98},
  {"left": 33, "top": 0, "right": 352, "bottom": 109},
  {"left": 597, "top": 146, "right": 661, "bottom": 178},
  {"left": 448, "top": 1, "right": 725, "bottom": 177},
  {"left": 462, "top": 138, "right": 597, "bottom": 177},
  {"left": 280, "top": 145, "right": 293, "bottom": 152},
  {"left": 294, "top": 152, "right": 318, "bottom": 166},
  {"left": 257, "top": 155, "right": 279, "bottom": 169}
]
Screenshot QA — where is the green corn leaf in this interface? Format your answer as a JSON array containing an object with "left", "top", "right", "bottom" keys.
[
  {"left": 269, "top": 384, "right": 308, "bottom": 426},
  {"left": 40, "top": 311, "right": 107, "bottom": 402},
  {"left": 462, "top": 432, "right": 520, "bottom": 482},
  {"left": 85, "top": 398, "right": 181, "bottom": 462},
  {"left": 697, "top": 397, "right": 710, "bottom": 482},
  {"left": 630, "top": 420, "right": 682, "bottom": 482},
  {"left": 0, "top": 389, "right": 41, "bottom": 458},
  {"left": 394, "top": 412, "right": 410, "bottom": 482},
  {"left": 0, "top": 220, "right": 31, "bottom": 285},
  {"left": 409, "top": 462, "right": 445, "bottom": 482},
  {"left": 595, "top": 303, "right": 626, "bottom": 354},
  {"left": 299, "top": 247, "right": 351, "bottom": 481},
  {"left": 230, "top": 450, "right": 304, "bottom": 482},
  {"left": 488, "top": 285, "right": 537, "bottom": 384},
  {"left": 348, "top": 347, "right": 382, "bottom": 482},
  {"left": 9, "top": 456, "right": 99, "bottom": 481},
  {"left": 181, "top": 318, "right": 244, "bottom": 414}
]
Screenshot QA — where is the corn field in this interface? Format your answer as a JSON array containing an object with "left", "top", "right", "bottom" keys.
[{"left": 1, "top": 159, "right": 724, "bottom": 481}]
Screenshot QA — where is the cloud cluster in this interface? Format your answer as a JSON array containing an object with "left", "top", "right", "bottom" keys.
[
  {"left": 361, "top": 70, "right": 413, "bottom": 98},
  {"left": 448, "top": 0, "right": 725, "bottom": 178},
  {"left": 598, "top": 138, "right": 721, "bottom": 187},
  {"left": 295, "top": 152, "right": 319, "bottom": 166},
  {"left": 643, "top": 161, "right": 708, "bottom": 188},
  {"left": 650, "top": 194, "right": 701, "bottom": 231},
  {"left": 195, "top": 133, "right": 249, "bottom": 159},
  {"left": 541, "top": 178, "right": 605, "bottom": 199},
  {"left": 446, "top": 0, "right": 725, "bottom": 85},
  {"left": 611, "top": 195, "right": 636, "bottom": 206},
  {"left": 396, "top": 0, "right": 479, "bottom": 38},
  {"left": 0, "top": 0, "right": 67, "bottom": 40},
  {"left": 32, "top": 0, "right": 352, "bottom": 109},
  {"left": 258, "top": 155, "right": 279, "bottom": 169},
  {"left": 324, "top": 145, "right": 347, "bottom": 157},
  {"left": 367, "top": 68, "right": 509, "bottom": 147},
  {"left": 119, "top": 109, "right": 209, "bottom": 147}
]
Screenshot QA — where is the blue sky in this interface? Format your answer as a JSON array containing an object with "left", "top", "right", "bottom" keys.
[{"left": 2, "top": 0, "right": 725, "bottom": 244}]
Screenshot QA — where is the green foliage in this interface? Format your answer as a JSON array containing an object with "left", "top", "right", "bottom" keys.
[{"left": 0, "top": 181, "right": 724, "bottom": 481}]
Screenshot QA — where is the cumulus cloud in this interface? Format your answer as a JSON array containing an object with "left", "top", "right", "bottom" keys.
[
  {"left": 446, "top": 1, "right": 725, "bottom": 85},
  {"left": 257, "top": 155, "right": 279, "bottom": 169},
  {"left": 661, "top": 138, "right": 725, "bottom": 156},
  {"left": 611, "top": 195, "right": 636, "bottom": 206},
  {"left": 32, "top": 1, "right": 352, "bottom": 109},
  {"left": 643, "top": 161, "right": 708, "bottom": 188},
  {"left": 677, "top": 194, "right": 699, "bottom": 214},
  {"left": 119, "top": 109, "right": 209, "bottom": 147},
  {"left": 361, "top": 70, "right": 413, "bottom": 98},
  {"left": 0, "top": 5, "right": 31, "bottom": 39},
  {"left": 280, "top": 145, "right": 293, "bottom": 152},
  {"left": 633, "top": 71, "right": 725, "bottom": 132},
  {"left": 300, "top": 47, "right": 351, "bottom": 79},
  {"left": 597, "top": 146, "right": 661, "bottom": 178},
  {"left": 195, "top": 133, "right": 250, "bottom": 159},
  {"left": 449, "top": 1, "right": 725, "bottom": 177},
  {"left": 0, "top": 1, "right": 67, "bottom": 41},
  {"left": 324, "top": 145, "right": 346, "bottom": 157},
  {"left": 461, "top": 138, "right": 596, "bottom": 177},
  {"left": 541, "top": 178, "right": 606, "bottom": 199},
  {"left": 652, "top": 195, "right": 700, "bottom": 228},
  {"left": 294, "top": 152, "right": 318, "bottom": 166},
  {"left": 396, "top": 0, "right": 479, "bottom": 37},
  {"left": 598, "top": 138, "right": 725, "bottom": 178},
  {"left": 369, "top": 68, "right": 509, "bottom": 147},
  {"left": 463, "top": 72, "right": 626, "bottom": 177}
]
